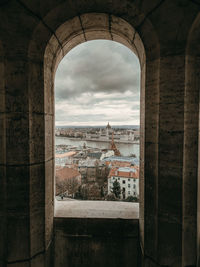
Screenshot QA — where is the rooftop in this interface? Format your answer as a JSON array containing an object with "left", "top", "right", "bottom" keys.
[
  {"left": 56, "top": 167, "right": 81, "bottom": 181},
  {"left": 55, "top": 151, "right": 77, "bottom": 158},
  {"left": 118, "top": 167, "right": 137, "bottom": 172},
  {"left": 78, "top": 158, "right": 105, "bottom": 167},
  {"left": 104, "top": 156, "right": 139, "bottom": 165},
  {"left": 87, "top": 152, "right": 102, "bottom": 159},
  {"left": 109, "top": 167, "right": 139, "bottom": 179}
]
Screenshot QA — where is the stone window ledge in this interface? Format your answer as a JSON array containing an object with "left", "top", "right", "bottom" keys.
[{"left": 54, "top": 199, "right": 139, "bottom": 219}]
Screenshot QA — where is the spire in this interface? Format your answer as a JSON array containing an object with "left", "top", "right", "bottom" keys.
[
  {"left": 110, "top": 132, "right": 121, "bottom": 156},
  {"left": 106, "top": 122, "right": 111, "bottom": 129}
]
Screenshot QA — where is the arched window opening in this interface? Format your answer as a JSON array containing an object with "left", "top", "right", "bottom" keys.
[{"left": 54, "top": 40, "right": 140, "bottom": 217}]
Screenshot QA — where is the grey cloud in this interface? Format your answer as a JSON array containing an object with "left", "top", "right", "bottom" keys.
[
  {"left": 55, "top": 40, "right": 140, "bottom": 125},
  {"left": 56, "top": 113, "right": 109, "bottom": 123},
  {"left": 55, "top": 40, "right": 140, "bottom": 101},
  {"left": 131, "top": 104, "right": 140, "bottom": 110},
  {"left": 77, "top": 95, "right": 139, "bottom": 108}
]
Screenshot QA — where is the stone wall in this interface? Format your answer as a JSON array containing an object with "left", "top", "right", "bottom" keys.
[
  {"left": 0, "top": 1, "right": 200, "bottom": 266},
  {"left": 54, "top": 218, "right": 140, "bottom": 267}
]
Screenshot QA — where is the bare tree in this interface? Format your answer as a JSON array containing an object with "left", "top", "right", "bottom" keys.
[{"left": 56, "top": 176, "right": 80, "bottom": 198}]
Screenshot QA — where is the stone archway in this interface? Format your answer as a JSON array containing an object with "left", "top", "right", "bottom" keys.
[
  {"left": 2, "top": 0, "right": 200, "bottom": 266},
  {"left": 46, "top": 11, "right": 145, "bottom": 217},
  {"left": 28, "top": 8, "right": 162, "bottom": 265},
  {"left": 28, "top": 8, "right": 149, "bottom": 257},
  {"left": 45, "top": 11, "right": 146, "bottom": 250}
]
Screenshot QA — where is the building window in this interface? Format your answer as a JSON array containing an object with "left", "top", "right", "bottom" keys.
[
  {"left": 133, "top": 184, "right": 136, "bottom": 189},
  {"left": 118, "top": 177, "right": 120, "bottom": 180},
  {"left": 128, "top": 178, "right": 130, "bottom": 181},
  {"left": 123, "top": 180, "right": 125, "bottom": 184},
  {"left": 128, "top": 191, "right": 130, "bottom": 195},
  {"left": 128, "top": 184, "right": 130, "bottom": 188},
  {"left": 133, "top": 192, "right": 136, "bottom": 196},
  {"left": 133, "top": 179, "right": 136, "bottom": 182}
]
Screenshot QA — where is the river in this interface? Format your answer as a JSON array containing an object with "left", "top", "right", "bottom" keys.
[{"left": 55, "top": 136, "right": 140, "bottom": 158}]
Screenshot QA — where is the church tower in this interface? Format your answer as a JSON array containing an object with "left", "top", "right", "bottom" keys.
[
  {"left": 110, "top": 132, "right": 121, "bottom": 156},
  {"left": 106, "top": 122, "right": 112, "bottom": 138}
]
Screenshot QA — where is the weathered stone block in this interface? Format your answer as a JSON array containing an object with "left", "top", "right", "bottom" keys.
[
  {"left": 5, "top": 60, "right": 29, "bottom": 113},
  {"left": 29, "top": 113, "right": 45, "bottom": 164},
  {"left": 6, "top": 113, "right": 29, "bottom": 165},
  {"left": 30, "top": 211, "right": 45, "bottom": 257},
  {"left": 7, "top": 215, "right": 30, "bottom": 262},
  {"left": 6, "top": 166, "right": 30, "bottom": 214},
  {"left": 30, "top": 164, "right": 45, "bottom": 212},
  {"left": 0, "top": 113, "right": 6, "bottom": 165},
  {"left": 30, "top": 253, "right": 45, "bottom": 267},
  {"left": 45, "top": 114, "right": 54, "bottom": 161},
  {"left": 28, "top": 61, "right": 44, "bottom": 114}
]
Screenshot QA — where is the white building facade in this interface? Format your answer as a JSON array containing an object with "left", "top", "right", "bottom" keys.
[
  {"left": 100, "top": 150, "right": 114, "bottom": 160},
  {"left": 108, "top": 167, "right": 139, "bottom": 199}
]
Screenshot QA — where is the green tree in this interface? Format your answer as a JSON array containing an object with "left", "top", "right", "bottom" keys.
[
  {"left": 124, "top": 196, "right": 138, "bottom": 202},
  {"left": 111, "top": 180, "right": 121, "bottom": 199}
]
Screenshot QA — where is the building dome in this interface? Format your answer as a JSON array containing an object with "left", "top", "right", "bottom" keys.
[{"left": 106, "top": 122, "right": 111, "bottom": 129}]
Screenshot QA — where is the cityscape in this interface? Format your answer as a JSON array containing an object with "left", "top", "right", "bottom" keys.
[{"left": 55, "top": 122, "right": 140, "bottom": 202}]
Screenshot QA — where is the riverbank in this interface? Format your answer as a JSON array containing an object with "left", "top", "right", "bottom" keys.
[
  {"left": 55, "top": 136, "right": 140, "bottom": 158},
  {"left": 56, "top": 136, "right": 139, "bottom": 145}
]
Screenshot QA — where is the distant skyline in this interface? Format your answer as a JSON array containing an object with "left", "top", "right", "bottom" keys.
[
  {"left": 55, "top": 124, "right": 140, "bottom": 129},
  {"left": 55, "top": 40, "right": 140, "bottom": 126}
]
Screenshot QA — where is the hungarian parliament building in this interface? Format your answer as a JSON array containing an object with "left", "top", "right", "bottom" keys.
[{"left": 85, "top": 123, "right": 139, "bottom": 144}]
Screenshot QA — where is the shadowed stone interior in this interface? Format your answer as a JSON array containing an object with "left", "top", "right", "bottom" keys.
[{"left": 1, "top": 1, "right": 200, "bottom": 266}]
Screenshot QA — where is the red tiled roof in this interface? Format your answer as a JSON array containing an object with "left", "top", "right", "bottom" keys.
[
  {"left": 56, "top": 167, "right": 81, "bottom": 181},
  {"left": 55, "top": 151, "right": 77, "bottom": 158},
  {"left": 108, "top": 167, "right": 139, "bottom": 179},
  {"left": 104, "top": 160, "right": 132, "bottom": 167}
]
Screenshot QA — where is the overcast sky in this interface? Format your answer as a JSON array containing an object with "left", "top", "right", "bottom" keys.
[{"left": 55, "top": 40, "right": 140, "bottom": 126}]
